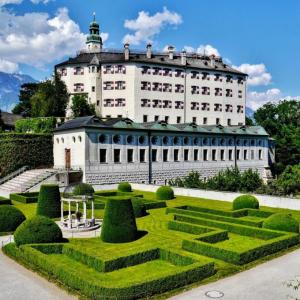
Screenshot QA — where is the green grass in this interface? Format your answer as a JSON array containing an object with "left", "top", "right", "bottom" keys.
[{"left": 4, "top": 189, "right": 300, "bottom": 299}]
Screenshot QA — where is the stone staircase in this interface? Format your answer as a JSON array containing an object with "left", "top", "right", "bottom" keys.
[{"left": 0, "top": 169, "right": 56, "bottom": 195}]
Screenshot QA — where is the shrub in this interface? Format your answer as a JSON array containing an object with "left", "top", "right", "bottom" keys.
[
  {"left": 101, "top": 197, "right": 138, "bottom": 243},
  {"left": 156, "top": 186, "right": 174, "bottom": 200},
  {"left": 73, "top": 183, "right": 94, "bottom": 196},
  {"left": 117, "top": 182, "right": 132, "bottom": 192},
  {"left": 10, "top": 192, "right": 38, "bottom": 204},
  {"left": 131, "top": 199, "right": 147, "bottom": 218},
  {"left": 14, "top": 216, "right": 63, "bottom": 246},
  {"left": 232, "top": 195, "right": 259, "bottom": 210},
  {"left": 240, "top": 169, "right": 263, "bottom": 192},
  {"left": 15, "top": 117, "right": 56, "bottom": 134},
  {"left": 263, "top": 213, "right": 299, "bottom": 233},
  {"left": 0, "top": 196, "right": 11, "bottom": 205},
  {"left": 276, "top": 164, "right": 300, "bottom": 195},
  {"left": 0, "top": 205, "right": 26, "bottom": 232},
  {"left": 36, "top": 184, "right": 61, "bottom": 218}
]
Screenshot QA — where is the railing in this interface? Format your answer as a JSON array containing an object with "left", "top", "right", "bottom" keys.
[
  {"left": 1, "top": 235, "right": 13, "bottom": 247},
  {"left": 0, "top": 166, "right": 29, "bottom": 186},
  {"left": 20, "top": 170, "right": 57, "bottom": 192}
]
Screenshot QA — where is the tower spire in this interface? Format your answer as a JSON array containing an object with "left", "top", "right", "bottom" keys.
[{"left": 86, "top": 12, "right": 102, "bottom": 52}]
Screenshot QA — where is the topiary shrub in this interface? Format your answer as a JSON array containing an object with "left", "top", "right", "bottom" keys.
[
  {"left": 156, "top": 186, "right": 174, "bottom": 200},
  {"left": 118, "top": 182, "right": 132, "bottom": 192},
  {"left": 263, "top": 213, "right": 299, "bottom": 233},
  {"left": 232, "top": 194, "right": 259, "bottom": 210},
  {"left": 36, "top": 184, "right": 61, "bottom": 218},
  {"left": 0, "top": 205, "right": 25, "bottom": 232},
  {"left": 131, "top": 198, "right": 147, "bottom": 218},
  {"left": 101, "top": 197, "right": 138, "bottom": 243},
  {"left": 73, "top": 183, "right": 94, "bottom": 196},
  {"left": 14, "top": 215, "right": 63, "bottom": 246}
]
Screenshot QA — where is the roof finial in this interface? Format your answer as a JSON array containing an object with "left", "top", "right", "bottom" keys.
[{"left": 93, "top": 12, "right": 96, "bottom": 22}]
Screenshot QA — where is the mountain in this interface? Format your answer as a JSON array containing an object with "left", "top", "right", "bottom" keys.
[
  {"left": 0, "top": 72, "right": 37, "bottom": 112},
  {"left": 246, "top": 106, "right": 255, "bottom": 118}
]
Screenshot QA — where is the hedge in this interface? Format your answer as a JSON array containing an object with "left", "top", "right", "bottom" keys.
[
  {"left": 117, "top": 182, "right": 132, "bottom": 192},
  {"left": 263, "top": 214, "right": 300, "bottom": 233},
  {"left": 3, "top": 243, "right": 215, "bottom": 299},
  {"left": 73, "top": 183, "right": 94, "bottom": 196},
  {"left": 0, "top": 196, "right": 11, "bottom": 205},
  {"left": 131, "top": 198, "right": 147, "bottom": 218},
  {"left": 232, "top": 195, "right": 259, "bottom": 210},
  {"left": 14, "top": 216, "right": 63, "bottom": 246},
  {"left": 101, "top": 197, "right": 138, "bottom": 243},
  {"left": 0, "top": 205, "right": 26, "bottom": 232},
  {"left": 15, "top": 117, "right": 56, "bottom": 134},
  {"left": 0, "top": 133, "right": 53, "bottom": 177},
  {"left": 36, "top": 185, "right": 61, "bottom": 218},
  {"left": 156, "top": 186, "right": 174, "bottom": 200},
  {"left": 166, "top": 207, "right": 263, "bottom": 227},
  {"left": 10, "top": 192, "right": 39, "bottom": 204}
]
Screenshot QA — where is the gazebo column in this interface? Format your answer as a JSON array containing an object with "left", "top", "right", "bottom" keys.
[
  {"left": 91, "top": 200, "right": 94, "bottom": 220},
  {"left": 83, "top": 202, "right": 87, "bottom": 224},
  {"left": 76, "top": 202, "right": 79, "bottom": 212},
  {"left": 61, "top": 200, "right": 64, "bottom": 223},
  {"left": 68, "top": 201, "right": 72, "bottom": 229}
]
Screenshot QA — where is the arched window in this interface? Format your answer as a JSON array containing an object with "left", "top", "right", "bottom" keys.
[
  {"left": 61, "top": 137, "right": 64, "bottom": 143},
  {"left": 183, "top": 137, "right": 189, "bottom": 145},
  {"left": 244, "top": 139, "right": 248, "bottom": 146},
  {"left": 151, "top": 136, "right": 158, "bottom": 145},
  {"left": 113, "top": 135, "right": 121, "bottom": 144},
  {"left": 56, "top": 138, "right": 59, "bottom": 144},
  {"left": 163, "top": 136, "right": 169, "bottom": 145},
  {"left": 203, "top": 138, "right": 208, "bottom": 145},
  {"left": 193, "top": 137, "right": 199, "bottom": 145},
  {"left": 139, "top": 136, "right": 145, "bottom": 145},
  {"left": 99, "top": 134, "right": 106, "bottom": 144},
  {"left": 174, "top": 136, "right": 180, "bottom": 145},
  {"left": 220, "top": 138, "right": 225, "bottom": 146},
  {"left": 72, "top": 136, "right": 76, "bottom": 143},
  {"left": 211, "top": 138, "right": 216, "bottom": 146},
  {"left": 127, "top": 135, "right": 134, "bottom": 144},
  {"left": 78, "top": 136, "right": 82, "bottom": 142}
]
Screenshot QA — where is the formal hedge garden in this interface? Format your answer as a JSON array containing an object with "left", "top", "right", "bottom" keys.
[
  {"left": 232, "top": 194, "right": 259, "bottom": 210},
  {"left": 263, "top": 213, "right": 299, "bottom": 233},
  {"left": 10, "top": 192, "right": 39, "bottom": 204},
  {"left": 36, "top": 185, "right": 61, "bottom": 218},
  {"left": 156, "top": 186, "right": 174, "bottom": 200},
  {"left": 0, "top": 205, "right": 26, "bottom": 233},
  {"left": 14, "top": 216, "right": 63, "bottom": 246},
  {"left": 0, "top": 196, "right": 11, "bottom": 205},
  {"left": 0, "top": 133, "right": 53, "bottom": 177}
]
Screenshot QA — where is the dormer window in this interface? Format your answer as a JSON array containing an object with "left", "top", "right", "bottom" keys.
[
  {"left": 202, "top": 72, "right": 210, "bottom": 80},
  {"left": 115, "top": 65, "right": 126, "bottom": 74},
  {"left": 226, "top": 75, "right": 233, "bottom": 83},
  {"left": 175, "top": 69, "right": 184, "bottom": 78},
  {"left": 214, "top": 74, "right": 222, "bottom": 82},
  {"left": 141, "top": 66, "right": 151, "bottom": 75},
  {"left": 191, "top": 71, "right": 199, "bottom": 79},
  {"left": 153, "top": 67, "right": 162, "bottom": 75},
  {"left": 103, "top": 65, "right": 114, "bottom": 74}
]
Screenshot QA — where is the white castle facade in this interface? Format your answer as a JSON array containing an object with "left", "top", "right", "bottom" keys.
[{"left": 53, "top": 16, "right": 274, "bottom": 185}]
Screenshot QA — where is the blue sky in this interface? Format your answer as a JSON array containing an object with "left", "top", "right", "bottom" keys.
[{"left": 0, "top": 0, "right": 300, "bottom": 109}]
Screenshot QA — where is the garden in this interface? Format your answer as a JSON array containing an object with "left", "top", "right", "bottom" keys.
[{"left": 1, "top": 183, "right": 300, "bottom": 299}]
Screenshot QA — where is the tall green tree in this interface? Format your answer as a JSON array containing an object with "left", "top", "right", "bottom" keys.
[
  {"left": 71, "top": 94, "right": 95, "bottom": 117},
  {"left": 245, "top": 116, "right": 254, "bottom": 126},
  {"left": 31, "top": 73, "right": 68, "bottom": 117},
  {"left": 12, "top": 83, "right": 39, "bottom": 116},
  {"left": 0, "top": 109, "right": 4, "bottom": 131},
  {"left": 254, "top": 100, "right": 300, "bottom": 174}
]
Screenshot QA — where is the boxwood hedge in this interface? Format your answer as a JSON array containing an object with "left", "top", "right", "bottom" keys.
[
  {"left": 0, "top": 205, "right": 26, "bottom": 232},
  {"left": 117, "top": 182, "right": 132, "bottom": 192},
  {"left": 0, "top": 196, "right": 11, "bottom": 205},
  {"left": 10, "top": 192, "right": 39, "bottom": 204},
  {"left": 232, "top": 194, "right": 259, "bottom": 210},
  {"left": 36, "top": 185, "right": 61, "bottom": 218},
  {"left": 263, "top": 213, "right": 299, "bottom": 233},
  {"left": 156, "top": 186, "right": 174, "bottom": 200}
]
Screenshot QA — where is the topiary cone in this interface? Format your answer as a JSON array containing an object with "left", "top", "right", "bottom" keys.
[
  {"left": 37, "top": 184, "right": 61, "bottom": 218},
  {"left": 101, "top": 197, "right": 138, "bottom": 243}
]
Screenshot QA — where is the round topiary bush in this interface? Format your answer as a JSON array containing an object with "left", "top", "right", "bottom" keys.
[
  {"left": 131, "top": 198, "right": 147, "bottom": 218},
  {"left": 14, "top": 215, "right": 63, "bottom": 246},
  {"left": 101, "top": 196, "right": 138, "bottom": 243},
  {"left": 118, "top": 182, "right": 132, "bottom": 192},
  {"left": 263, "top": 213, "right": 299, "bottom": 233},
  {"left": 156, "top": 186, "right": 174, "bottom": 200},
  {"left": 36, "top": 184, "right": 61, "bottom": 218},
  {"left": 0, "top": 205, "right": 26, "bottom": 232},
  {"left": 73, "top": 183, "right": 94, "bottom": 196},
  {"left": 232, "top": 194, "right": 259, "bottom": 210}
]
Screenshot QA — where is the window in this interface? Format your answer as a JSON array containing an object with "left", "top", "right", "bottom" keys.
[
  {"left": 202, "top": 103, "right": 210, "bottom": 111},
  {"left": 221, "top": 149, "right": 225, "bottom": 161},
  {"left": 61, "top": 68, "right": 67, "bottom": 76},
  {"left": 203, "top": 117, "right": 208, "bottom": 125},
  {"left": 162, "top": 100, "right": 172, "bottom": 108},
  {"left": 141, "top": 99, "right": 151, "bottom": 108},
  {"left": 115, "top": 98, "right": 126, "bottom": 107},
  {"left": 193, "top": 149, "right": 198, "bottom": 161},
  {"left": 163, "top": 68, "right": 172, "bottom": 77},
  {"left": 115, "top": 65, "right": 126, "bottom": 74},
  {"left": 228, "top": 149, "right": 233, "bottom": 161},
  {"left": 202, "top": 86, "right": 210, "bottom": 95},
  {"left": 175, "top": 101, "right": 184, "bottom": 109},
  {"left": 139, "top": 136, "right": 146, "bottom": 145},
  {"left": 191, "top": 86, "right": 199, "bottom": 94},
  {"left": 103, "top": 99, "right": 114, "bottom": 107},
  {"left": 225, "top": 104, "right": 233, "bottom": 112},
  {"left": 74, "top": 67, "right": 84, "bottom": 75},
  {"left": 226, "top": 89, "right": 233, "bottom": 97},
  {"left": 92, "top": 86, "right": 95, "bottom": 92},
  {"left": 127, "top": 135, "right": 134, "bottom": 144},
  {"left": 103, "top": 81, "right": 114, "bottom": 90},
  {"left": 177, "top": 116, "right": 181, "bottom": 123},
  {"left": 226, "top": 75, "right": 233, "bottom": 83},
  {"left": 165, "top": 116, "right": 169, "bottom": 123},
  {"left": 114, "top": 149, "right": 121, "bottom": 163},
  {"left": 212, "top": 149, "right": 217, "bottom": 161},
  {"left": 237, "top": 105, "right": 244, "bottom": 113},
  {"left": 163, "top": 149, "right": 168, "bottom": 162},
  {"left": 152, "top": 149, "right": 157, "bottom": 162},
  {"left": 115, "top": 81, "right": 126, "bottom": 90},
  {"left": 244, "top": 150, "right": 248, "bottom": 160},
  {"left": 191, "top": 71, "right": 199, "bottom": 79},
  {"left": 141, "top": 66, "right": 151, "bottom": 74},
  {"left": 103, "top": 65, "right": 114, "bottom": 74},
  {"left": 113, "top": 135, "right": 121, "bottom": 144},
  {"left": 238, "top": 77, "right": 244, "bottom": 85},
  {"left": 174, "top": 149, "right": 179, "bottom": 162},
  {"left": 162, "top": 83, "right": 172, "bottom": 92},
  {"left": 216, "top": 118, "right": 220, "bottom": 125},
  {"left": 127, "top": 149, "right": 134, "bottom": 163},
  {"left": 99, "top": 149, "right": 107, "bottom": 163},
  {"left": 141, "top": 81, "right": 151, "bottom": 90},
  {"left": 214, "top": 74, "right": 222, "bottom": 82},
  {"left": 192, "top": 117, "right": 197, "bottom": 123},
  {"left": 191, "top": 102, "right": 199, "bottom": 110},
  {"left": 140, "top": 149, "right": 146, "bottom": 162},
  {"left": 215, "top": 88, "right": 222, "bottom": 96},
  {"left": 202, "top": 72, "right": 209, "bottom": 80},
  {"left": 203, "top": 149, "right": 208, "bottom": 161},
  {"left": 251, "top": 150, "right": 255, "bottom": 160},
  {"left": 143, "top": 115, "right": 148, "bottom": 122},
  {"left": 152, "top": 99, "right": 162, "bottom": 108},
  {"left": 152, "top": 82, "right": 162, "bottom": 92},
  {"left": 153, "top": 67, "right": 161, "bottom": 75},
  {"left": 259, "top": 149, "right": 263, "bottom": 160},
  {"left": 227, "top": 119, "right": 232, "bottom": 126},
  {"left": 117, "top": 115, "right": 122, "bottom": 118},
  {"left": 175, "top": 69, "right": 184, "bottom": 78},
  {"left": 154, "top": 115, "right": 159, "bottom": 121},
  {"left": 175, "top": 84, "right": 184, "bottom": 93},
  {"left": 214, "top": 103, "right": 222, "bottom": 112},
  {"left": 174, "top": 137, "right": 180, "bottom": 145},
  {"left": 74, "top": 83, "right": 84, "bottom": 92},
  {"left": 237, "top": 149, "right": 240, "bottom": 160},
  {"left": 238, "top": 90, "right": 243, "bottom": 98},
  {"left": 184, "top": 149, "right": 189, "bottom": 161}
]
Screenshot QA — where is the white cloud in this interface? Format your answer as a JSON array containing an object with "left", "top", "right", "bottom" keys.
[
  {"left": 0, "top": 0, "right": 22, "bottom": 6},
  {"left": 183, "top": 44, "right": 220, "bottom": 56},
  {"left": 122, "top": 7, "right": 182, "bottom": 45},
  {"left": 247, "top": 88, "right": 281, "bottom": 110},
  {"left": 233, "top": 63, "right": 272, "bottom": 86},
  {"left": 0, "top": 58, "right": 18, "bottom": 73},
  {"left": 100, "top": 32, "right": 109, "bottom": 43},
  {"left": 0, "top": 7, "right": 87, "bottom": 69},
  {"left": 30, "top": 0, "right": 52, "bottom": 3}
]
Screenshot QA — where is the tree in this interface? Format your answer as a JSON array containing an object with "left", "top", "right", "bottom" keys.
[
  {"left": 12, "top": 83, "right": 39, "bottom": 117},
  {"left": 245, "top": 116, "right": 254, "bottom": 126},
  {"left": 254, "top": 100, "right": 300, "bottom": 174},
  {"left": 0, "top": 110, "right": 4, "bottom": 131},
  {"left": 30, "top": 73, "right": 68, "bottom": 117},
  {"left": 71, "top": 94, "right": 95, "bottom": 117}
]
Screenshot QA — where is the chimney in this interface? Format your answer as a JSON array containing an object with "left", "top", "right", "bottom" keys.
[
  {"left": 181, "top": 49, "right": 187, "bottom": 65},
  {"left": 210, "top": 55, "right": 215, "bottom": 68},
  {"left": 124, "top": 43, "right": 130, "bottom": 61},
  {"left": 168, "top": 45, "right": 175, "bottom": 60},
  {"left": 146, "top": 43, "right": 152, "bottom": 59}
]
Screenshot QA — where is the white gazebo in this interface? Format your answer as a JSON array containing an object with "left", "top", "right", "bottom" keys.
[{"left": 60, "top": 196, "right": 100, "bottom": 232}]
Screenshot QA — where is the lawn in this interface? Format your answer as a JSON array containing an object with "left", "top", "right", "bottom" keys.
[{"left": 4, "top": 189, "right": 300, "bottom": 299}]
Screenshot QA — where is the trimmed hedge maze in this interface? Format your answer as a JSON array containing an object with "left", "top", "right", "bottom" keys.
[
  {"left": 166, "top": 206, "right": 300, "bottom": 265},
  {"left": 3, "top": 243, "right": 215, "bottom": 300}
]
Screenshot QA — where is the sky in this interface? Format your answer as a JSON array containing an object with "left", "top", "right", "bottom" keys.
[{"left": 0, "top": 0, "right": 300, "bottom": 110}]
